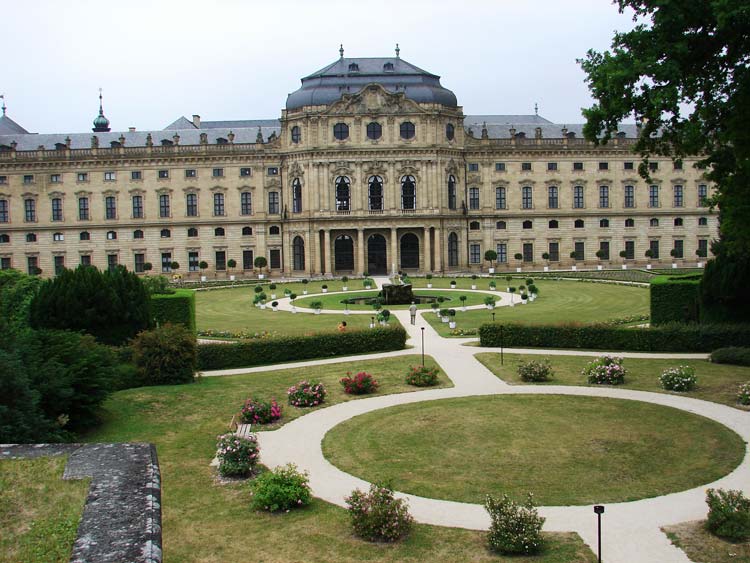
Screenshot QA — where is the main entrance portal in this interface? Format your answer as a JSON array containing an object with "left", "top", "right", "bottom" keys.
[{"left": 367, "top": 234, "right": 387, "bottom": 275}]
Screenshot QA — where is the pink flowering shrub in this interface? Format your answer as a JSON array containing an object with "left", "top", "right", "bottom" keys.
[
  {"left": 240, "top": 397, "right": 282, "bottom": 424},
  {"left": 345, "top": 483, "right": 414, "bottom": 542},
  {"left": 581, "top": 355, "right": 627, "bottom": 385},
  {"left": 340, "top": 371, "right": 379, "bottom": 395},
  {"left": 216, "top": 432, "right": 260, "bottom": 477},
  {"left": 405, "top": 365, "right": 439, "bottom": 387},
  {"left": 485, "top": 493, "right": 545, "bottom": 555},
  {"left": 287, "top": 380, "right": 326, "bottom": 407}
]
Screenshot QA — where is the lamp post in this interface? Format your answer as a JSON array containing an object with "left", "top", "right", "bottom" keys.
[
  {"left": 594, "top": 505, "right": 604, "bottom": 563},
  {"left": 421, "top": 327, "right": 425, "bottom": 366},
  {"left": 492, "top": 312, "right": 495, "bottom": 322},
  {"left": 370, "top": 316, "right": 375, "bottom": 329}
]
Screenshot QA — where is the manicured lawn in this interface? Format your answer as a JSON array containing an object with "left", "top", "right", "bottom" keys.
[
  {"left": 421, "top": 279, "right": 649, "bottom": 336},
  {"left": 82, "top": 356, "right": 595, "bottom": 562},
  {"left": 322, "top": 395, "right": 744, "bottom": 506},
  {"left": 662, "top": 520, "right": 750, "bottom": 563},
  {"left": 0, "top": 456, "right": 89, "bottom": 563},
  {"left": 475, "top": 353, "right": 750, "bottom": 409},
  {"left": 293, "top": 289, "right": 496, "bottom": 311},
  {"left": 196, "top": 286, "right": 394, "bottom": 335}
]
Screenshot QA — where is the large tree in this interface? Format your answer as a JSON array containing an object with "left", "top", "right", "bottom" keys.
[{"left": 580, "top": 0, "right": 750, "bottom": 321}]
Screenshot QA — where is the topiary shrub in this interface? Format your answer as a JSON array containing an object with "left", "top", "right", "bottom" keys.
[
  {"left": 240, "top": 397, "right": 282, "bottom": 424},
  {"left": 659, "top": 365, "right": 697, "bottom": 392},
  {"left": 287, "top": 381, "right": 326, "bottom": 407},
  {"left": 249, "top": 463, "right": 312, "bottom": 512},
  {"left": 582, "top": 355, "right": 627, "bottom": 385},
  {"left": 216, "top": 433, "right": 259, "bottom": 477},
  {"left": 705, "top": 488, "right": 750, "bottom": 541},
  {"left": 346, "top": 483, "right": 414, "bottom": 542},
  {"left": 340, "top": 371, "right": 379, "bottom": 395},
  {"left": 517, "top": 359, "right": 554, "bottom": 382},
  {"left": 131, "top": 323, "right": 197, "bottom": 385},
  {"left": 711, "top": 347, "right": 750, "bottom": 367},
  {"left": 151, "top": 289, "right": 196, "bottom": 331},
  {"left": 485, "top": 493, "right": 545, "bottom": 555},
  {"left": 405, "top": 365, "right": 439, "bottom": 387}
]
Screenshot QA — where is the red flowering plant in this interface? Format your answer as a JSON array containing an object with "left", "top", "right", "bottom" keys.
[
  {"left": 340, "top": 371, "right": 379, "bottom": 395},
  {"left": 287, "top": 380, "right": 327, "bottom": 407},
  {"left": 405, "top": 365, "right": 439, "bottom": 387},
  {"left": 215, "top": 432, "right": 260, "bottom": 477},
  {"left": 240, "top": 397, "right": 282, "bottom": 425}
]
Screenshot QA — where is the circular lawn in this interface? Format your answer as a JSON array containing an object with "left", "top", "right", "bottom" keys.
[{"left": 293, "top": 289, "right": 498, "bottom": 311}]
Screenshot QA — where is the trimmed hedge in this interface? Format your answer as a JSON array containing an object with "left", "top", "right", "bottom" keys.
[
  {"left": 478, "top": 322, "right": 750, "bottom": 353},
  {"left": 711, "top": 347, "right": 750, "bottom": 366},
  {"left": 151, "top": 289, "right": 196, "bottom": 331},
  {"left": 198, "top": 326, "right": 407, "bottom": 370},
  {"left": 650, "top": 274, "right": 702, "bottom": 325}
]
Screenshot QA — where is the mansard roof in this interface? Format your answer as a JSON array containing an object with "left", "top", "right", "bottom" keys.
[{"left": 0, "top": 114, "right": 31, "bottom": 135}]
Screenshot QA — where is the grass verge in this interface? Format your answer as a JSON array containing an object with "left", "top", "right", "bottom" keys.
[{"left": 663, "top": 520, "right": 750, "bottom": 563}]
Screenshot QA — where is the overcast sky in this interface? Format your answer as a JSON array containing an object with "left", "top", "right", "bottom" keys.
[{"left": 3, "top": 0, "right": 638, "bottom": 134}]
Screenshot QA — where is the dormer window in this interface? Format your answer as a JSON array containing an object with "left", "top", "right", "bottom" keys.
[
  {"left": 383, "top": 62, "right": 394, "bottom": 72},
  {"left": 160, "top": 139, "right": 173, "bottom": 146},
  {"left": 216, "top": 137, "right": 228, "bottom": 145},
  {"left": 348, "top": 63, "right": 359, "bottom": 72}
]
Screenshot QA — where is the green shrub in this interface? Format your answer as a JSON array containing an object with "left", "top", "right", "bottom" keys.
[
  {"left": 659, "top": 365, "right": 697, "bottom": 391},
  {"left": 582, "top": 355, "right": 627, "bottom": 385},
  {"left": 711, "top": 347, "right": 750, "bottom": 366},
  {"left": 405, "top": 365, "right": 439, "bottom": 387},
  {"left": 705, "top": 488, "right": 750, "bottom": 541},
  {"left": 151, "top": 289, "right": 196, "bottom": 331},
  {"left": 485, "top": 493, "right": 545, "bottom": 555},
  {"left": 131, "top": 323, "right": 197, "bottom": 385},
  {"left": 517, "top": 359, "right": 554, "bottom": 382},
  {"left": 240, "top": 397, "right": 282, "bottom": 424},
  {"left": 346, "top": 483, "right": 414, "bottom": 542},
  {"left": 738, "top": 383, "right": 750, "bottom": 406},
  {"left": 197, "top": 327, "right": 407, "bottom": 370},
  {"left": 249, "top": 464, "right": 312, "bottom": 512},
  {"left": 141, "top": 275, "right": 174, "bottom": 295},
  {"left": 0, "top": 270, "right": 41, "bottom": 332},
  {"left": 478, "top": 322, "right": 750, "bottom": 352},
  {"left": 650, "top": 275, "right": 701, "bottom": 324},
  {"left": 216, "top": 433, "right": 259, "bottom": 477},
  {"left": 287, "top": 381, "right": 326, "bottom": 407}
]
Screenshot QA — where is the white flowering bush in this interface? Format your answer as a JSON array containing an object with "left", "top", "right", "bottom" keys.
[
  {"left": 738, "top": 382, "right": 750, "bottom": 406},
  {"left": 216, "top": 433, "right": 260, "bottom": 477},
  {"left": 517, "top": 359, "right": 554, "bottom": 382},
  {"left": 659, "top": 365, "right": 697, "bottom": 392},
  {"left": 582, "top": 355, "right": 627, "bottom": 385},
  {"left": 485, "top": 493, "right": 545, "bottom": 555},
  {"left": 346, "top": 483, "right": 414, "bottom": 542}
]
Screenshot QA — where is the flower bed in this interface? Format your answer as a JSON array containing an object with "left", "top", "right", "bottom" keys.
[
  {"left": 582, "top": 355, "right": 627, "bottom": 385},
  {"left": 287, "top": 380, "right": 326, "bottom": 407},
  {"left": 340, "top": 372, "right": 379, "bottom": 395},
  {"left": 240, "top": 397, "right": 282, "bottom": 424},
  {"left": 216, "top": 433, "right": 260, "bottom": 477}
]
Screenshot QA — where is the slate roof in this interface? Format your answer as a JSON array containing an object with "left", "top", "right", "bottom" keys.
[
  {"left": 464, "top": 115, "right": 639, "bottom": 139},
  {"left": 0, "top": 114, "right": 31, "bottom": 135}
]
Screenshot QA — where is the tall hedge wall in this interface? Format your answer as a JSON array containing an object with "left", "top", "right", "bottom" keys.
[
  {"left": 151, "top": 290, "right": 196, "bottom": 331},
  {"left": 650, "top": 274, "right": 702, "bottom": 325},
  {"left": 198, "top": 326, "right": 406, "bottom": 370},
  {"left": 478, "top": 322, "right": 750, "bottom": 353}
]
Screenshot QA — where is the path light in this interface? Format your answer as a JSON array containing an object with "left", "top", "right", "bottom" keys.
[
  {"left": 421, "top": 327, "right": 425, "bottom": 367},
  {"left": 492, "top": 312, "right": 495, "bottom": 322},
  {"left": 594, "top": 505, "right": 604, "bottom": 563},
  {"left": 370, "top": 316, "right": 375, "bottom": 329}
]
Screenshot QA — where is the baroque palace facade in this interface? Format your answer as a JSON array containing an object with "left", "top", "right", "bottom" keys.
[{"left": 0, "top": 51, "right": 716, "bottom": 278}]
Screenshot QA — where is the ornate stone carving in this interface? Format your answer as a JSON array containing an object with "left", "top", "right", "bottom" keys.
[{"left": 325, "top": 84, "right": 424, "bottom": 116}]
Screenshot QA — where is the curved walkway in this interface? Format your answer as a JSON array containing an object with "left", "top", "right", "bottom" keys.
[{"left": 209, "top": 291, "right": 749, "bottom": 563}]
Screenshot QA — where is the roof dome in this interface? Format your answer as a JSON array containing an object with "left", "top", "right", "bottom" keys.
[
  {"left": 92, "top": 90, "right": 111, "bottom": 132},
  {"left": 286, "top": 55, "right": 458, "bottom": 110}
]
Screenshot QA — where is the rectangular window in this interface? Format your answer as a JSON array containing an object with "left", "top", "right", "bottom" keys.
[
  {"left": 649, "top": 239, "right": 660, "bottom": 259},
  {"left": 625, "top": 240, "right": 635, "bottom": 260},
  {"left": 269, "top": 249, "right": 281, "bottom": 269},
  {"left": 624, "top": 185, "right": 635, "bottom": 208},
  {"left": 495, "top": 187, "right": 506, "bottom": 210},
  {"left": 521, "top": 187, "right": 533, "bottom": 209},
  {"left": 104, "top": 171, "right": 116, "bottom": 181},
  {"left": 468, "top": 163, "right": 479, "bottom": 172},
  {"left": 673, "top": 239, "right": 684, "bottom": 259},
  {"left": 213, "top": 193, "right": 225, "bottom": 216},
  {"left": 77, "top": 172, "right": 88, "bottom": 182},
  {"left": 242, "top": 249, "right": 254, "bottom": 270},
  {"left": 523, "top": 243, "right": 533, "bottom": 262},
  {"left": 215, "top": 251, "right": 226, "bottom": 271},
  {"left": 599, "top": 186, "right": 609, "bottom": 208},
  {"left": 649, "top": 185, "right": 659, "bottom": 208},
  {"left": 599, "top": 241, "right": 610, "bottom": 261},
  {"left": 158, "top": 170, "right": 169, "bottom": 179},
  {"left": 107, "top": 254, "right": 118, "bottom": 272},
  {"left": 0, "top": 176, "right": 7, "bottom": 185},
  {"left": 50, "top": 174, "right": 61, "bottom": 183},
  {"left": 240, "top": 167, "right": 252, "bottom": 177},
  {"left": 547, "top": 162, "right": 557, "bottom": 171},
  {"left": 27, "top": 256, "right": 38, "bottom": 275},
  {"left": 674, "top": 161, "right": 683, "bottom": 170},
  {"left": 521, "top": 162, "right": 532, "bottom": 171},
  {"left": 105, "top": 196, "right": 116, "bottom": 219},
  {"left": 573, "top": 186, "right": 584, "bottom": 209},
  {"left": 0, "top": 199, "right": 8, "bottom": 222},
  {"left": 673, "top": 185, "right": 684, "bottom": 207},
  {"left": 240, "top": 192, "right": 252, "bottom": 215},
  {"left": 598, "top": 162, "right": 609, "bottom": 171},
  {"left": 649, "top": 161, "right": 659, "bottom": 172},
  {"left": 495, "top": 162, "right": 505, "bottom": 172},
  {"left": 496, "top": 243, "right": 507, "bottom": 264},
  {"left": 54, "top": 255, "right": 65, "bottom": 275},
  {"left": 469, "top": 187, "right": 480, "bottom": 210},
  {"left": 131, "top": 171, "right": 142, "bottom": 181},
  {"left": 267, "top": 167, "right": 279, "bottom": 176},
  {"left": 78, "top": 197, "right": 90, "bottom": 220},
  {"left": 129, "top": 195, "right": 142, "bottom": 219},
  {"left": 624, "top": 161, "right": 634, "bottom": 170},
  {"left": 469, "top": 244, "right": 481, "bottom": 264},
  {"left": 188, "top": 251, "right": 199, "bottom": 272},
  {"left": 268, "top": 192, "right": 279, "bottom": 214},
  {"left": 573, "top": 162, "right": 584, "bottom": 171},
  {"left": 134, "top": 253, "right": 145, "bottom": 273},
  {"left": 212, "top": 168, "right": 224, "bottom": 178},
  {"left": 185, "top": 169, "right": 197, "bottom": 178},
  {"left": 23, "top": 175, "right": 34, "bottom": 185},
  {"left": 159, "top": 194, "right": 170, "bottom": 218},
  {"left": 24, "top": 199, "right": 36, "bottom": 222},
  {"left": 574, "top": 241, "right": 585, "bottom": 261},
  {"left": 698, "top": 239, "right": 708, "bottom": 257},
  {"left": 698, "top": 184, "right": 708, "bottom": 206},
  {"left": 548, "top": 187, "right": 558, "bottom": 209},
  {"left": 161, "top": 252, "right": 172, "bottom": 273},
  {"left": 1, "top": 257, "right": 10, "bottom": 270},
  {"left": 186, "top": 193, "right": 198, "bottom": 217},
  {"left": 51, "top": 198, "right": 63, "bottom": 221},
  {"left": 549, "top": 242, "right": 560, "bottom": 262}
]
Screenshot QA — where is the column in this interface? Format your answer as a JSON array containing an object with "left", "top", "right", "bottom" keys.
[
  {"left": 390, "top": 227, "right": 398, "bottom": 274},
  {"left": 423, "top": 226, "right": 431, "bottom": 273},
  {"left": 357, "top": 228, "right": 365, "bottom": 276},
  {"left": 281, "top": 227, "right": 291, "bottom": 274},
  {"left": 433, "top": 226, "right": 442, "bottom": 272},
  {"left": 324, "top": 229, "right": 332, "bottom": 275}
]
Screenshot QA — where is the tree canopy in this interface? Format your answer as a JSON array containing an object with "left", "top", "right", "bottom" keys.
[{"left": 580, "top": 0, "right": 750, "bottom": 321}]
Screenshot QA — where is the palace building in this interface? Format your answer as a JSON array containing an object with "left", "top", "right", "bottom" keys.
[{"left": 0, "top": 48, "right": 716, "bottom": 278}]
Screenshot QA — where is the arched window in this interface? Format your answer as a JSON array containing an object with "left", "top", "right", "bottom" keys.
[
  {"left": 574, "top": 219, "right": 585, "bottom": 228},
  {"left": 334, "top": 235, "right": 354, "bottom": 271},
  {"left": 625, "top": 218, "right": 635, "bottom": 227},
  {"left": 674, "top": 217, "right": 683, "bottom": 227},
  {"left": 400, "top": 122, "right": 416, "bottom": 139},
  {"left": 269, "top": 225, "right": 280, "bottom": 235},
  {"left": 368, "top": 176, "right": 383, "bottom": 210},
  {"left": 446, "top": 123, "right": 455, "bottom": 141},
  {"left": 292, "top": 178, "right": 303, "bottom": 213},
  {"left": 496, "top": 221, "right": 506, "bottom": 230},
  {"left": 333, "top": 123, "right": 349, "bottom": 141},
  {"left": 80, "top": 231, "right": 91, "bottom": 241},
  {"left": 160, "top": 228, "right": 171, "bottom": 238},
  {"left": 366, "top": 122, "right": 382, "bottom": 140},
  {"left": 698, "top": 217, "right": 708, "bottom": 226},
  {"left": 448, "top": 232, "right": 459, "bottom": 267},
  {"left": 469, "top": 221, "right": 480, "bottom": 230},
  {"left": 448, "top": 175, "right": 457, "bottom": 210},
  {"left": 400, "top": 233, "right": 419, "bottom": 269},
  {"left": 214, "top": 227, "right": 225, "bottom": 237},
  {"left": 401, "top": 175, "right": 416, "bottom": 209},
  {"left": 187, "top": 227, "right": 198, "bottom": 237},
  {"left": 241, "top": 226, "right": 253, "bottom": 236},
  {"left": 650, "top": 218, "right": 659, "bottom": 227},
  {"left": 292, "top": 236, "right": 305, "bottom": 270},
  {"left": 600, "top": 218, "right": 610, "bottom": 228},
  {"left": 291, "top": 126, "right": 301, "bottom": 144},
  {"left": 523, "top": 220, "right": 533, "bottom": 229},
  {"left": 26, "top": 233, "right": 37, "bottom": 242},
  {"left": 548, "top": 220, "right": 559, "bottom": 229},
  {"left": 335, "top": 176, "right": 350, "bottom": 211}
]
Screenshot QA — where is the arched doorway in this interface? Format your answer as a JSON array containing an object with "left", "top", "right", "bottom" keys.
[
  {"left": 400, "top": 233, "right": 420, "bottom": 270},
  {"left": 367, "top": 234, "right": 387, "bottom": 275},
  {"left": 292, "top": 236, "right": 305, "bottom": 270},
  {"left": 334, "top": 235, "right": 354, "bottom": 271}
]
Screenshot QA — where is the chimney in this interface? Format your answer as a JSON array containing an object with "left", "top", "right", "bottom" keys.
[
  {"left": 192, "top": 114, "right": 201, "bottom": 128},
  {"left": 129, "top": 127, "right": 136, "bottom": 132}
]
